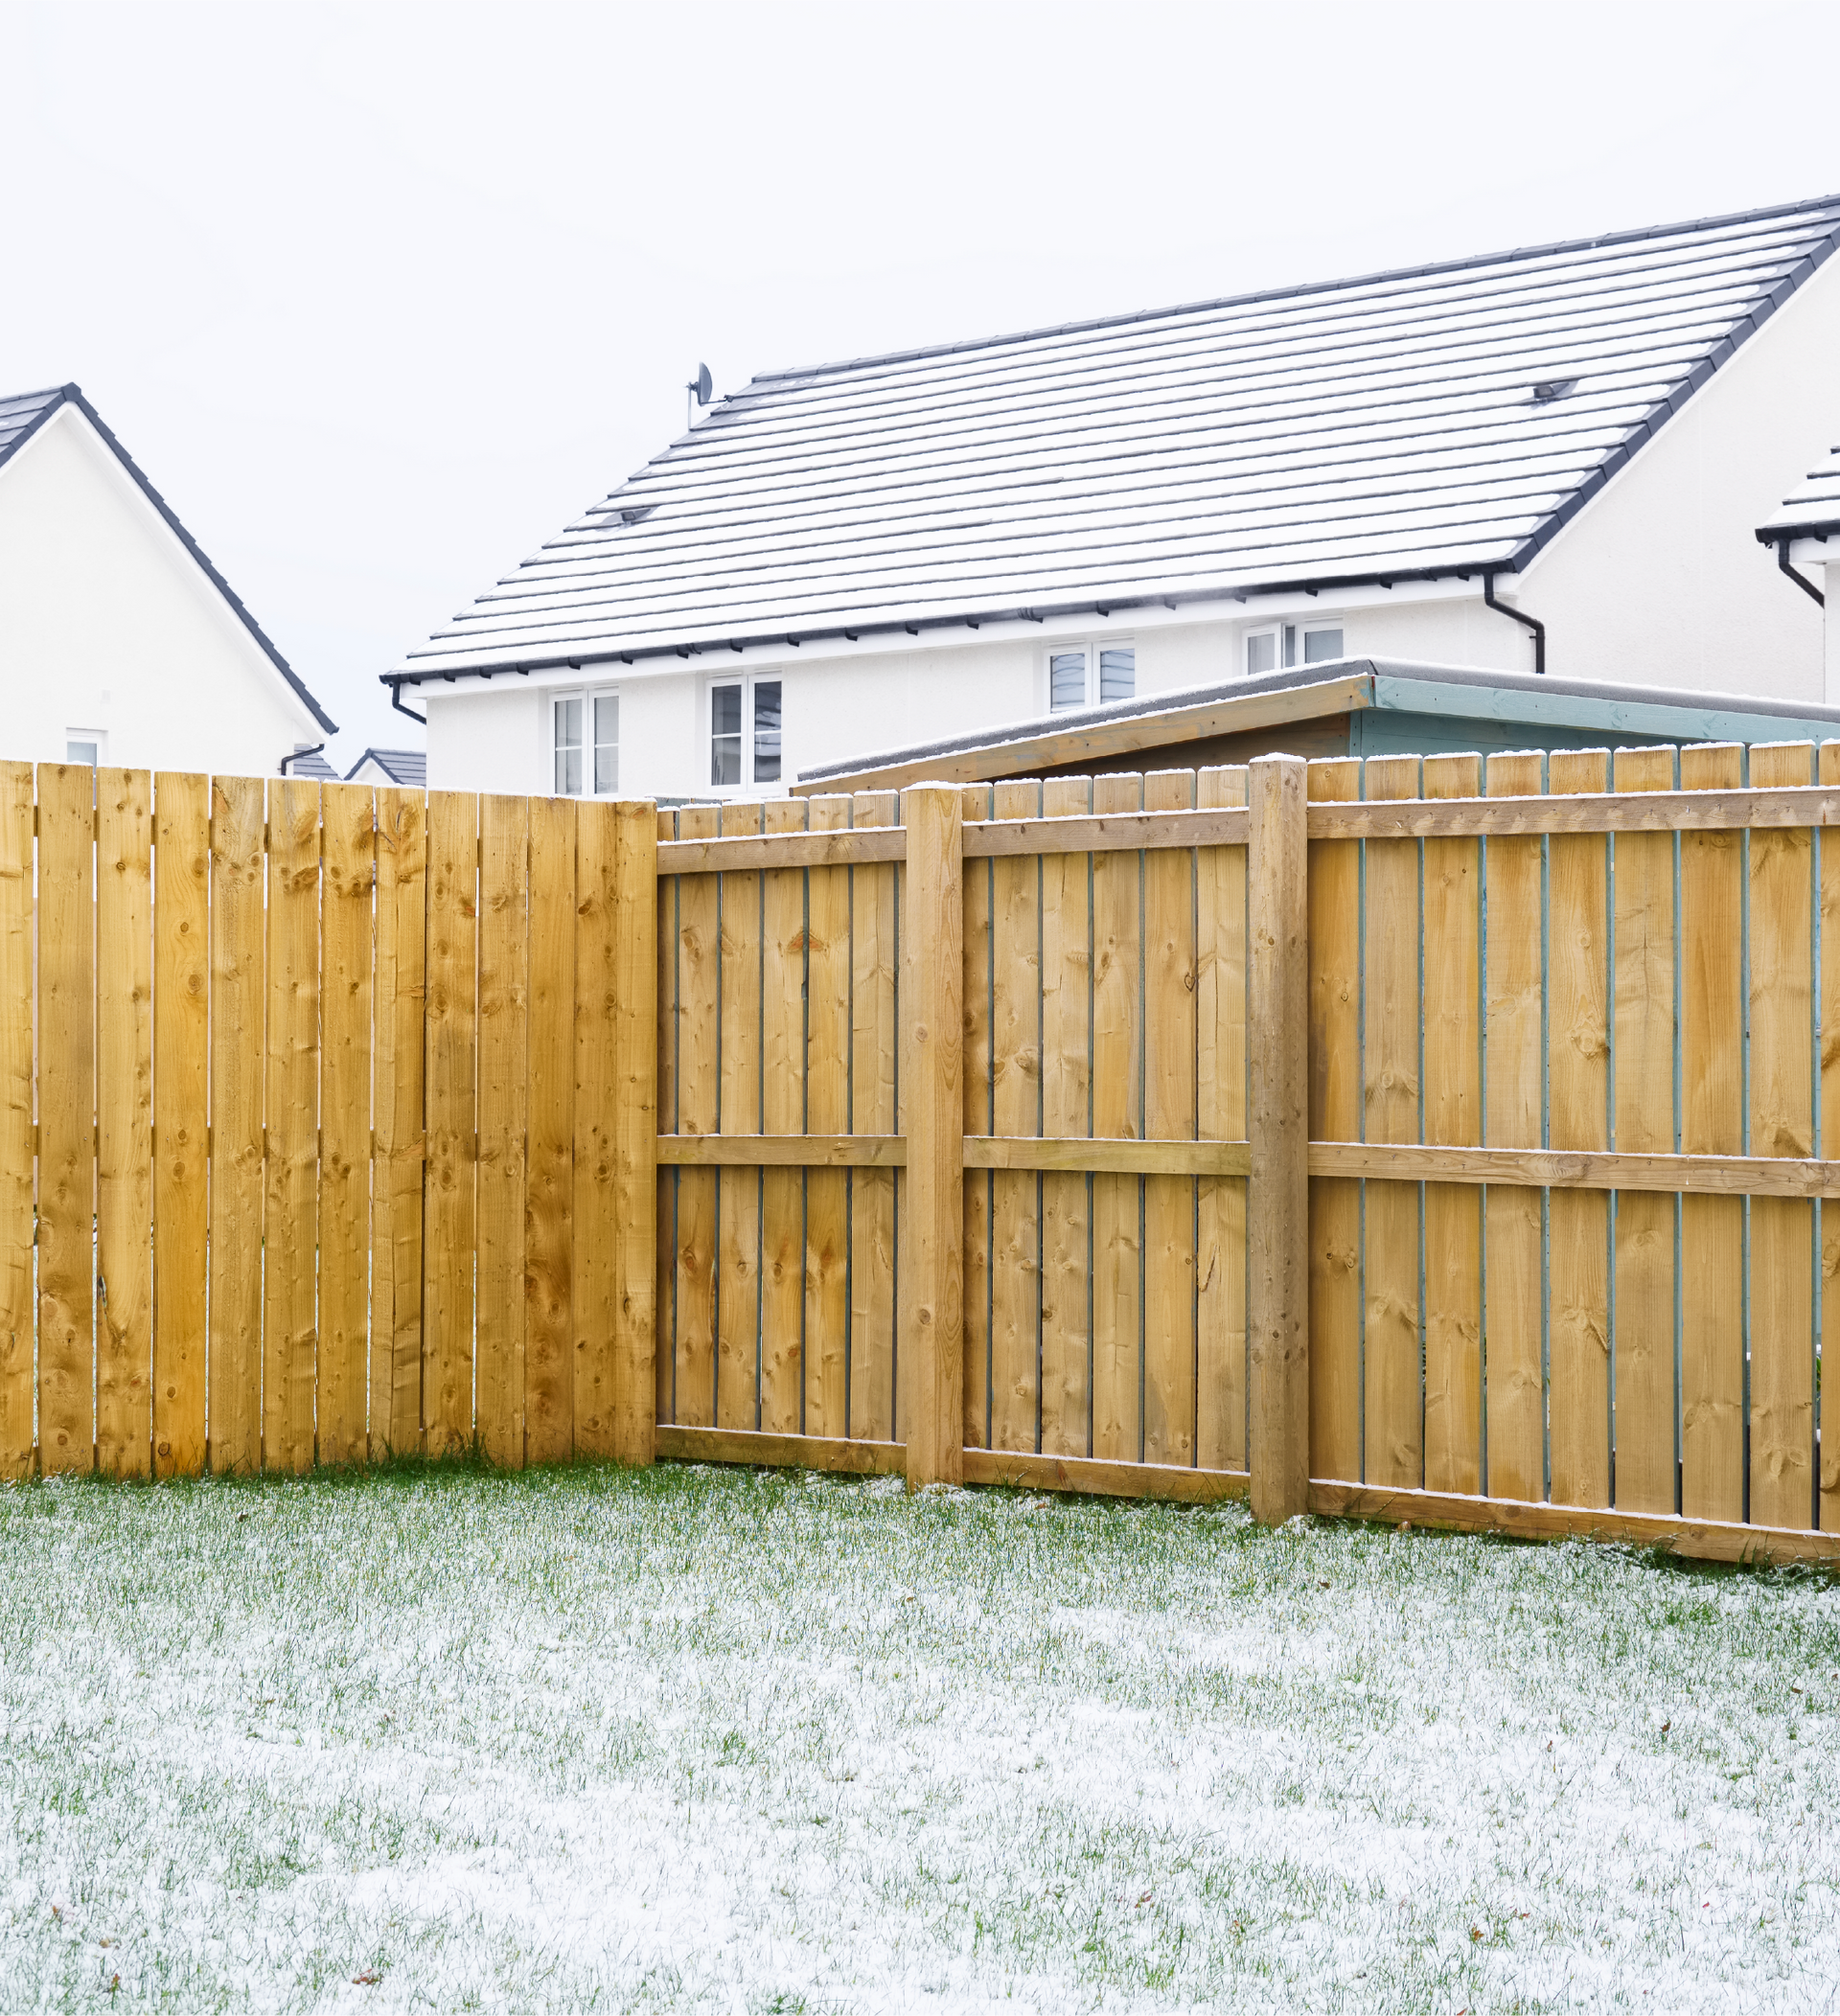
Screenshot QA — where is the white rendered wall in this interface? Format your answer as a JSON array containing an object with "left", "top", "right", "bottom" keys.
[
  {"left": 1519, "top": 256, "right": 1840, "bottom": 701},
  {"left": 1828, "top": 561, "right": 1840, "bottom": 706},
  {"left": 0, "top": 404, "right": 321, "bottom": 775}
]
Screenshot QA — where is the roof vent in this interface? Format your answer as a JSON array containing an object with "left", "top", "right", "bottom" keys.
[
  {"left": 617, "top": 504, "right": 655, "bottom": 526},
  {"left": 1530, "top": 378, "right": 1578, "bottom": 403}
]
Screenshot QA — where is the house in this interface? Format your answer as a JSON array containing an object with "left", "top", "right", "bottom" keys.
[
  {"left": 392, "top": 195, "right": 1840, "bottom": 803},
  {"left": 344, "top": 745, "right": 427, "bottom": 789},
  {"left": 1757, "top": 444, "right": 1840, "bottom": 703},
  {"left": 793, "top": 657, "right": 1840, "bottom": 793},
  {"left": 0, "top": 383, "right": 334, "bottom": 776}
]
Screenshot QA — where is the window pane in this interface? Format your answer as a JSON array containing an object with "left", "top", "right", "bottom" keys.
[
  {"left": 711, "top": 737, "right": 741, "bottom": 788},
  {"left": 593, "top": 693, "right": 618, "bottom": 793},
  {"left": 1098, "top": 648, "right": 1135, "bottom": 703},
  {"left": 558, "top": 745, "right": 583, "bottom": 795},
  {"left": 1282, "top": 625, "right": 1298, "bottom": 669},
  {"left": 1049, "top": 651, "right": 1087, "bottom": 710},
  {"left": 67, "top": 740, "right": 98, "bottom": 767},
  {"left": 1246, "top": 632, "right": 1276, "bottom": 676},
  {"left": 712, "top": 683, "right": 743, "bottom": 788},
  {"left": 711, "top": 683, "right": 742, "bottom": 739},
  {"left": 1302, "top": 628, "right": 1345, "bottom": 665},
  {"left": 752, "top": 680, "right": 781, "bottom": 784},
  {"left": 556, "top": 696, "right": 582, "bottom": 746}
]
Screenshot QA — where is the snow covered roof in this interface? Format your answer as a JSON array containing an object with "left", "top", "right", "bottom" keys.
[
  {"left": 284, "top": 746, "right": 338, "bottom": 781},
  {"left": 1757, "top": 442, "right": 1840, "bottom": 542},
  {"left": 393, "top": 195, "right": 1840, "bottom": 688},
  {"left": 344, "top": 745, "right": 427, "bottom": 788},
  {"left": 0, "top": 383, "right": 336, "bottom": 734}
]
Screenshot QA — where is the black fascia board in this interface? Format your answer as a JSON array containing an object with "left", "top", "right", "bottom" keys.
[
  {"left": 0, "top": 382, "right": 338, "bottom": 735},
  {"left": 1755, "top": 518, "right": 1840, "bottom": 545}
]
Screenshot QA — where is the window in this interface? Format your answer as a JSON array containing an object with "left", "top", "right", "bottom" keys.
[
  {"left": 710, "top": 676, "right": 782, "bottom": 790},
  {"left": 552, "top": 687, "right": 618, "bottom": 795},
  {"left": 66, "top": 730, "right": 104, "bottom": 767},
  {"left": 1245, "top": 624, "right": 1344, "bottom": 676},
  {"left": 1046, "top": 643, "right": 1136, "bottom": 712}
]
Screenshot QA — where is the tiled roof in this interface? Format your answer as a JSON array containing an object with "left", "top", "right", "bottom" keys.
[
  {"left": 345, "top": 745, "right": 427, "bottom": 788},
  {"left": 285, "top": 747, "right": 338, "bottom": 781},
  {"left": 0, "top": 382, "right": 335, "bottom": 734},
  {"left": 396, "top": 195, "right": 1840, "bottom": 685},
  {"left": 1758, "top": 443, "right": 1840, "bottom": 540}
]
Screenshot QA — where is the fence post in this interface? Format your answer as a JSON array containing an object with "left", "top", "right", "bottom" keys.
[
  {"left": 1248, "top": 754, "right": 1310, "bottom": 1523},
  {"left": 900, "top": 784, "right": 964, "bottom": 1489},
  {"left": 610, "top": 800, "right": 659, "bottom": 1465}
]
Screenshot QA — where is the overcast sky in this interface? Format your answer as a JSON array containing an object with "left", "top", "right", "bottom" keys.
[{"left": 4, "top": 0, "right": 1835, "bottom": 767}]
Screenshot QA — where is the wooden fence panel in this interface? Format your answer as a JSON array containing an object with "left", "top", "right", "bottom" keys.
[
  {"left": 526, "top": 795, "right": 576, "bottom": 1462},
  {"left": 574, "top": 799, "right": 619, "bottom": 1457},
  {"left": 716, "top": 800, "right": 763, "bottom": 1432},
  {"left": 961, "top": 782, "right": 995, "bottom": 1448},
  {"left": 610, "top": 799, "right": 658, "bottom": 1464},
  {"left": 96, "top": 767, "right": 152, "bottom": 1478},
  {"left": 1040, "top": 775, "right": 1092, "bottom": 1459},
  {"left": 207, "top": 775, "right": 264, "bottom": 1475},
  {"left": 805, "top": 794, "right": 853, "bottom": 1439},
  {"left": 1747, "top": 742, "right": 1816, "bottom": 1530},
  {"left": 656, "top": 808, "right": 677, "bottom": 1430},
  {"left": 1196, "top": 764, "right": 1248, "bottom": 1473},
  {"left": 671, "top": 806, "right": 720, "bottom": 1427},
  {"left": 990, "top": 777, "right": 1042, "bottom": 1454},
  {"left": 1547, "top": 749, "right": 1611, "bottom": 1509},
  {"left": 1307, "top": 757, "right": 1363, "bottom": 1484},
  {"left": 38, "top": 764, "right": 94, "bottom": 1475},
  {"left": 424, "top": 791, "right": 476, "bottom": 1456},
  {"left": 373, "top": 788, "right": 426, "bottom": 1456},
  {"left": 1363, "top": 755, "right": 1423, "bottom": 1490},
  {"left": 1482, "top": 751, "right": 1546, "bottom": 1503},
  {"left": 1091, "top": 772, "right": 1143, "bottom": 1462},
  {"left": 761, "top": 797, "right": 808, "bottom": 1432},
  {"left": 264, "top": 777, "right": 320, "bottom": 1474},
  {"left": 1611, "top": 745, "right": 1678, "bottom": 1516},
  {"left": 1143, "top": 768, "right": 1197, "bottom": 1467},
  {"left": 1679, "top": 744, "right": 1745, "bottom": 1522},
  {"left": 320, "top": 783, "right": 375, "bottom": 1467},
  {"left": 849, "top": 789, "right": 900, "bottom": 1442},
  {"left": 1822, "top": 740, "right": 1840, "bottom": 1534},
  {"left": 477, "top": 793, "right": 528, "bottom": 1468},
  {"left": 1421, "top": 754, "right": 1482, "bottom": 1496},
  {"left": 0, "top": 764, "right": 32, "bottom": 1478}
]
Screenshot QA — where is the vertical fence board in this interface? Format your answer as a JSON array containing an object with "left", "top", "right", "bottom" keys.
[
  {"left": 1307, "top": 758, "right": 1363, "bottom": 1485},
  {"left": 207, "top": 775, "right": 264, "bottom": 1474},
  {"left": 573, "top": 800, "right": 620, "bottom": 1457},
  {"left": 611, "top": 800, "right": 658, "bottom": 1464},
  {"left": 1482, "top": 751, "right": 1546, "bottom": 1503},
  {"left": 804, "top": 795, "right": 853, "bottom": 1438},
  {"left": 1091, "top": 772, "right": 1143, "bottom": 1461},
  {"left": 372, "top": 789, "right": 426, "bottom": 1456},
  {"left": 424, "top": 791, "right": 476, "bottom": 1457},
  {"left": 849, "top": 790, "right": 900, "bottom": 1442},
  {"left": 960, "top": 783, "right": 994, "bottom": 1448},
  {"left": 0, "top": 765, "right": 32, "bottom": 1478},
  {"left": 1421, "top": 754, "right": 1482, "bottom": 1496},
  {"left": 1747, "top": 743, "right": 1816, "bottom": 1529},
  {"left": 1548, "top": 749, "right": 1612, "bottom": 1509},
  {"left": 319, "top": 783, "right": 375, "bottom": 1468},
  {"left": 264, "top": 778, "right": 320, "bottom": 1473},
  {"left": 1363, "top": 755, "right": 1424, "bottom": 1489},
  {"left": 1142, "top": 769, "right": 1197, "bottom": 1467},
  {"left": 761, "top": 797, "right": 809, "bottom": 1432},
  {"left": 673, "top": 806, "right": 720, "bottom": 1428},
  {"left": 1040, "top": 775, "right": 1093, "bottom": 1459},
  {"left": 716, "top": 802, "right": 764, "bottom": 1432},
  {"left": 1610, "top": 746, "right": 1679, "bottom": 1515},
  {"left": 525, "top": 796, "right": 576, "bottom": 1462},
  {"left": 1196, "top": 765, "right": 1248, "bottom": 1473},
  {"left": 97, "top": 768, "right": 152, "bottom": 1478},
  {"left": 990, "top": 778, "right": 1043, "bottom": 1454},
  {"left": 1822, "top": 742, "right": 1840, "bottom": 1533},
  {"left": 1679, "top": 744, "right": 1745, "bottom": 1522},
  {"left": 477, "top": 794, "right": 528, "bottom": 1468},
  {"left": 656, "top": 808, "right": 677, "bottom": 1430}
]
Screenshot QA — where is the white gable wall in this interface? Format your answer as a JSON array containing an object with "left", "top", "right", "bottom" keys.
[
  {"left": 0, "top": 403, "right": 320, "bottom": 775},
  {"left": 1519, "top": 253, "right": 1840, "bottom": 700}
]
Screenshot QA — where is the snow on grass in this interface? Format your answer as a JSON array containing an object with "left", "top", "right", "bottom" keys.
[{"left": 0, "top": 1461, "right": 1835, "bottom": 2013}]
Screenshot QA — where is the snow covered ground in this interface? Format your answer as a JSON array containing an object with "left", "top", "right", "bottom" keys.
[{"left": 0, "top": 1462, "right": 1835, "bottom": 2013}]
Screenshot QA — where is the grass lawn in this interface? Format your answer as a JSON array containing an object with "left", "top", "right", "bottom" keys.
[{"left": 0, "top": 1463, "right": 1835, "bottom": 2013}]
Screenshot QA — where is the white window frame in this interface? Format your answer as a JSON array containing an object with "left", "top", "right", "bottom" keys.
[
  {"left": 550, "top": 684, "right": 620, "bottom": 797},
  {"left": 706, "top": 673, "right": 784, "bottom": 793},
  {"left": 1243, "top": 622, "right": 1345, "bottom": 676},
  {"left": 66, "top": 727, "right": 106, "bottom": 767},
  {"left": 1044, "top": 639, "right": 1137, "bottom": 713}
]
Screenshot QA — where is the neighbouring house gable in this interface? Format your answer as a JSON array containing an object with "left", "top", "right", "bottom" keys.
[{"left": 394, "top": 195, "right": 1840, "bottom": 691}]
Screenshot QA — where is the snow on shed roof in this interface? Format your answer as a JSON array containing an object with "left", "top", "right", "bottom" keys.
[
  {"left": 1757, "top": 442, "right": 1840, "bottom": 542},
  {"left": 394, "top": 195, "right": 1840, "bottom": 686},
  {"left": 0, "top": 383, "right": 336, "bottom": 734}
]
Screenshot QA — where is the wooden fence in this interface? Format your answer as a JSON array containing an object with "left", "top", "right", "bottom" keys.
[{"left": 5, "top": 750, "right": 1840, "bottom": 1565}]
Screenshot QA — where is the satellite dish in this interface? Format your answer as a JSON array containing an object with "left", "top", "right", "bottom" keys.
[{"left": 689, "top": 361, "right": 712, "bottom": 406}]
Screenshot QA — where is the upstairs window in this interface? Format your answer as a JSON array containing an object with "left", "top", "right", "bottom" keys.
[
  {"left": 1047, "top": 644, "right": 1136, "bottom": 712},
  {"left": 553, "top": 688, "right": 619, "bottom": 795},
  {"left": 710, "top": 676, "right": 782, "bottom": 789},
  {"left": 66, "top": 731, "right": 103, "bottom": 767},
  {"left": 1245, "top": 624, "right": 1343, "bottom": 676}
]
